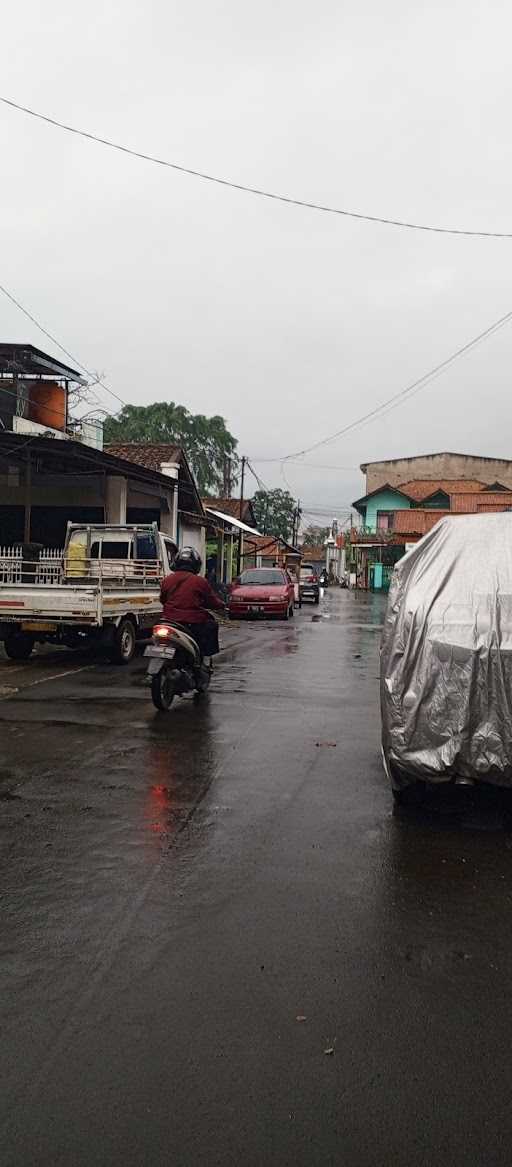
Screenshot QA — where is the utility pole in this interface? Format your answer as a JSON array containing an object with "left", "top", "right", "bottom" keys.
[
  {"left": 263, "top": 493, "right": 269, "bottom": 535},
  {"left": 223, "top": 455, "right": 232, "bottom": 499},
  {"left": 236, "top": 456, "right": 246, "bottom": 575},
  {"left": 292, "top": 499, "right": 301, "bottom": 546}
]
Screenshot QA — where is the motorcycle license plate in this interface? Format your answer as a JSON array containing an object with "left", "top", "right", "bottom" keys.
[{"left": 144, "top": 645, "right": 176, "bottom": 660}]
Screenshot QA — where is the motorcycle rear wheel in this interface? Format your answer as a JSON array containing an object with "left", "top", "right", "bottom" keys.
[{"left": 151, "top": 667, "right": 175, "bottom": 711}]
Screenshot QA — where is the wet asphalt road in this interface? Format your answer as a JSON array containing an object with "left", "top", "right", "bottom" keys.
[{"left": 2, "top": 589, "right": 512, "bottom": 1165}]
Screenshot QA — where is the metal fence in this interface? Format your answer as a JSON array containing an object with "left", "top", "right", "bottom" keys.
[
  {"left": 0, "top": 546, "right": 64, "bottom": 585},
  {"left": 0, "top": 547, "right": 163, "bottom": 588}
]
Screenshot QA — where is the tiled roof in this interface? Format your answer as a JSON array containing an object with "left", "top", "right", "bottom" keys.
[
  {"left": 449, "top": 491, "right": 512, "bottom": 513},
  {"left": 105, "top": 442, "right": 205, "bottom": 517},
  {"left": 203, "top": 497, "right": 255, "bottom": 523},
  {"left": 299, "top": 545, "right": 325, "bottom": 561},
  {"left": 397, "top": 478, "right": 487, "bottom": 500},
  {"left": 105, "top": 442, "right": 182, "bottom": 471}
]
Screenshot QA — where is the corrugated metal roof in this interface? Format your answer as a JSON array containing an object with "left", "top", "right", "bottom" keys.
[
  {"left": 449, "top": 491, "right": 512, "bottom": 513},
  {"left": 393, "top": 510, "right": 451, "bottom": 536},
  {"left": 205, "top": 507, "right": 262, "bottom": 536},
  {"left": 0, "top": 343, "right": 85, "bottom": 383}
]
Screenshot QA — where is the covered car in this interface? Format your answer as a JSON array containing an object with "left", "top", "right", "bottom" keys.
[{"left": 381, "top": 513, "right": 512, "bottom": 796}]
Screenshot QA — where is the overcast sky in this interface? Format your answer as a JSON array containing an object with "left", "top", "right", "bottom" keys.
[{"left": 2, "top": 1, "right": 512, "bottom": 521}]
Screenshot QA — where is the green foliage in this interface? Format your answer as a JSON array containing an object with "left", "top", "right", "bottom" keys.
[
  {"left": 301, "top": 524, "right": 330, "bottom": 547},
  {"left": 252, "top": 489, "right": 297, "bottom": 541},
  {"left": 104, "top": 402, "right": 238, "bottom": 495}
]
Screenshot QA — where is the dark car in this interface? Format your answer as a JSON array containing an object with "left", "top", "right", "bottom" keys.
[
  {"left": 229, "top": 568, "right": 295, "bottom": 619},
  {"left": 299, "top": 563, "right": 320, "bottom": 604}
]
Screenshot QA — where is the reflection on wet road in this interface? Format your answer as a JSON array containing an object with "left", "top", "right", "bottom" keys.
[{"left": 2, "top": 589, "right": 512, "bottom": 1165}]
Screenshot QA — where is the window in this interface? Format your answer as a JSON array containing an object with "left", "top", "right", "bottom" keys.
[
  {"left": 240, "top": 569, "right": 285, "bottom": 585},
  {"left": 164, "top": 539, "right": 178, "bottom": 566},
  {"left": 91, "top": 540, "right": 131, "bottom": 560},
  {"left": 136, "top": 534, "right": 158, "bottom": 560},
  {"left": 377, "top": 511, "right": 394, "bottom": 531}
]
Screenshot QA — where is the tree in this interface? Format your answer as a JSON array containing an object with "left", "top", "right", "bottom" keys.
[
  {"left": 104, "top": 402, "right": 239, "bottom": 495},
  {"left": 252, "top": 489, "right": 297, "bottom": 541},
  {"left": 302, "top": 524, "right": 330, "bottom": 547}
]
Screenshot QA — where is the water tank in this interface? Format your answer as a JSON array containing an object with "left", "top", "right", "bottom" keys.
[{"left": 29, "top": 381, "right": 66, "bottom": 431}]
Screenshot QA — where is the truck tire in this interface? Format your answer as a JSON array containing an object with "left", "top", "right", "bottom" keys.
[
  {"left": 110, "top": 618, "right": 136, "bottom": 665},
  {"left": 4, "top": 631, "right": 34, "bottom": 661}
]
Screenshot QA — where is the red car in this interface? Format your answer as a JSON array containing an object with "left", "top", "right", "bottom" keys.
[{"left": 229, "top": 568, "right": 296, "bottom": 620}]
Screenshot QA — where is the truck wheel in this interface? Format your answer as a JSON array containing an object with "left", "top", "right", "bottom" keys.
[
  {"left": 110, "top": 619, "right": 136, "bottom": 664},
  {"left": 4, "top": 631, "right": 34, "bottom": 661},
  {"left": 151, "top": 667, "right": 175, "bottom": 711}
]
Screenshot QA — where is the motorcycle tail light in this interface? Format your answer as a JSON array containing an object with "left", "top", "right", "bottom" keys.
[{"left": 153, "top": 624, "right": 174, "bottom": 639}]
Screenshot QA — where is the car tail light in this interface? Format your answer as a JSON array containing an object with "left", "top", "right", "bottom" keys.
[
  {"left": 308, "top": 575, "right": 316, "bottom": 583},
  {"left": 153, "top": 624, "right": 175, "bottom": 639}
]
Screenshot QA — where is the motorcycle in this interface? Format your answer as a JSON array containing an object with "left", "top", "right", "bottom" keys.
[{"left": 144, "top": 621, "right": 213, "bottom": 711}]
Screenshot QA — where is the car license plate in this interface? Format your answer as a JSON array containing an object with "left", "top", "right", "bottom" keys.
[
  {"left": 249, "top": 605, "right": 263, "bottom": 614},
  {"left": 21, "top": 621, "right": 57, "bottom": 633}
]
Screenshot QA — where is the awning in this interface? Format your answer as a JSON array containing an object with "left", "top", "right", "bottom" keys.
[{"left": 205, "top": 507, "right": 263, "bottom": 536}]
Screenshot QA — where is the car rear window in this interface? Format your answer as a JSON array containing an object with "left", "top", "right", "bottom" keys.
[
  {"left": 300, "top": 566, "right": 318, "bottom": 577},
  {"left": 239, "top": 570, "right": 285, "bottom": 585}
]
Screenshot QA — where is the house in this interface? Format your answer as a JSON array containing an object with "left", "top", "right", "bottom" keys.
[
  {"left": 299, "top": 545, "right": 325, "bottom": 566},
  {"left": 242, "top": 535, "right": 301, "bottom": 573},
  {"left": 352, "top": 479, "right": 489, "bottom": 534},
  {"left": 350, "top": 470, "right": 512, "bottom": 590},
  {"left": 105, "top": 442, "right": 207, "bottom": 560},
  {"left": 0, "top": 432, "right": 187, "bottom": 548},
  {"left": 0, "top": 348, "right": 206, "bottom": 558}
]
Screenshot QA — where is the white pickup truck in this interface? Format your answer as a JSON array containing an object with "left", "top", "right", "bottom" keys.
[{"left": 0, "top": 523, "right": 177, "bottom": 664}]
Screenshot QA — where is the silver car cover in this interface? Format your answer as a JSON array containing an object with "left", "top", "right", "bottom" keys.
[{"left": 381, "top": 514, "right": 512, "bottom": 788}]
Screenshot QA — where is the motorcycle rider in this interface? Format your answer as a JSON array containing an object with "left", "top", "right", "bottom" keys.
[{"left": 159, "top": 546, "right": 224, "bottom": 660}]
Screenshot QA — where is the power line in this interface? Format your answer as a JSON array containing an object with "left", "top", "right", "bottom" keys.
[
  {"left": 2, "top": 95, "right": 512, "bottom": 240},
  {"left": 250, "top": 457, "right": 358, "bottom": 470},
  {"left": 0, "top": 281, "right": 128, "bottom": 410},
  {"left": 280, "top": 305, "right": 512, "bottom": 461},
  {"left": 246, "top": 459, "right": 270, "bottom": 493}
]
